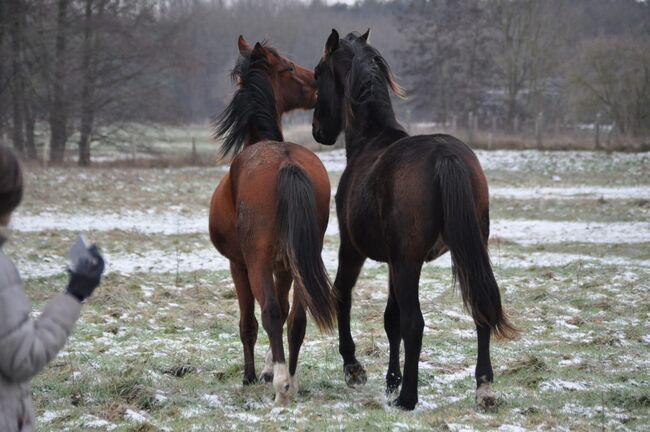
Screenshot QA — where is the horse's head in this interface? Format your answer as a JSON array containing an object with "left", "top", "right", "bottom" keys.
[
  {"left": 312, "top": 29, "right": 403, "bottom": 146},
  {"left": 238, "top": 36, "right": 316, "bottom": 114},
  {"left": 312, "top": 29, "right": 356, "bottom": 145}
]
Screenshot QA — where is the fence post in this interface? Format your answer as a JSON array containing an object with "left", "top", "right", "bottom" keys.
[
  {"left": 468, "top": 111, "right": 474, "bottom": 146},
  {"left": 513, "top": 115, "right": 519, "bottom": 134},
  {"left": 192, "top": 137, "right": 197, "bottom": 164},
  {"left": 595, "top": 113, "right": 601, "bottom": 150},
  {"left": 535, "top": 112, "right": 543, "bottom": 149},
  {"left": 488, "top": 115, "right": 496, "bottom": 150},
  {"left": 452, "top": 114, "right": 457, "bottom": 131}
]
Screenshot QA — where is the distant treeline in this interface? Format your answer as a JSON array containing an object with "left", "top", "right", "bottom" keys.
[{"left": 0, "top": 0, "right": 648, "bottom": 164}]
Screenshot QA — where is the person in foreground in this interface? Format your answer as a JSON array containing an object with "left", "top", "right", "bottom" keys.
[{"left": 0, "top": 144, "right": 105, "bottom": 431}]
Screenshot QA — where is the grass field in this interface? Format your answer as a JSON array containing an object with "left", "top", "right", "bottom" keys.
[{"left": 5, "top": 144, "right": 650, "bottom": 431}]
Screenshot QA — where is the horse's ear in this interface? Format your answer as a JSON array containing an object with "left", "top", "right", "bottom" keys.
[
  {"left": 360, "top": 28, "right": 370, "bottom": 43},
  {"left": 238, "top": 35, "right": 252, "bottom": 55},
  {"left": 252, "top": 42, "right": 266, "bottom": 57},
  {"left": 325, "top": 29, "right": 339, "bottom": 56}
]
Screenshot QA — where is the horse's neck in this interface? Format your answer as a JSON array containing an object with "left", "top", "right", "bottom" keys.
[
  {"left": 345, "top": 105, "right": 407, "bottom": 160},
  {"left": 243, "top": 114, "right": 284, "bottom": 147}
]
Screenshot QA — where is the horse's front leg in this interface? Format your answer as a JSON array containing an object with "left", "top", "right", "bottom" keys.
[
  {"left": 334, "top": 239, "right": 367, "bottom": 387},
  {"left": 384, "top": 269, "right": 401, "bottom": 394}
]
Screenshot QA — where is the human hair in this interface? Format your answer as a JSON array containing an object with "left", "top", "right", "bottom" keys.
[{"left": 0, "top": 145, "right": 24, "bottom": 217}]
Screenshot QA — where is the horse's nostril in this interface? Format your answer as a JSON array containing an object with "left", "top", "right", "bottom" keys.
[{"left": 284, "top": 384, "right": 290, "bottom": 391}]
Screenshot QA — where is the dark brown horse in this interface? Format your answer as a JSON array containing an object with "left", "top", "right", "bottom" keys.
[
  {"left": 209, "top": 36, "right": 335, "bottom": 406},
  {"left": 312, "top": 29, "right": 518, "bottom": 410}
]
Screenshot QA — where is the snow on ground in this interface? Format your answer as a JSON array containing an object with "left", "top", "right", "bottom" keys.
[
  {"left": 15, "top": 236, "right": 650, "bottom": 279},
  {"left": 490, "top": 185, "right": 649, "bottom": 200},
  {"left": 11, "top": 210, "right": 207, "bottom": 234},
  {"left": 319, "top": 148, "right": 650, "bottom": 175},
  {"left": 491, "top": 220, "right": 650, "bottom": 244},
  {"left": 11, "top": 210, "right": 650, "bottom": 245}
]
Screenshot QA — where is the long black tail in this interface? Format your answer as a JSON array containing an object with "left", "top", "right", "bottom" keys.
[
  {"left": 277, "top": 164, "right": 336, "bottom": 331},
  {"left": 435, "top": 156, "right": 519, "bottom": 340}
]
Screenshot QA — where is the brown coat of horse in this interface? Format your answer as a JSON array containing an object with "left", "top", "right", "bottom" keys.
[{"left": 209, "top": 37, "right": 334, "bottom": 406}]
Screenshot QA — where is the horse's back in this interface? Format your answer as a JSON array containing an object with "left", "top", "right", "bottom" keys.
[
  {"left": 344, "top": 133, "right": 489, "bottom": 261},
  {"left": 231, "top": 141, "right": 330, "bottom": 212},
  {"left": 376, "top": 134, "right": 488, "bottom": 209},
  {"left": 228, "top": 142, "right": 330, "bottom": 260}
]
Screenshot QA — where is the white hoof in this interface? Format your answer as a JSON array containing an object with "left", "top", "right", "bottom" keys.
[
  {"left": 476, "top": 382, "right": 497, "bottom": 408},
  {"left": 273, "top": 363, "right": 292, "bottom": 406}
]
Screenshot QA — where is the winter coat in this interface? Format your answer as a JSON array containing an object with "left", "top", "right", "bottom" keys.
[{"left": 0, "top": 233, "right": 81, "bottom": 431}]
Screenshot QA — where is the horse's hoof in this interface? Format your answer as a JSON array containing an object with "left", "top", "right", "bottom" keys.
[
  {"left": 390, "top": 394, "right": 417, "bottom": 411},
  {"left": 261, "top": 372, "right": 273, "bottom": 383},
  {"left": 273, "top": 363, "right": 293, "bottom": 406},
  {"left": 385, "top": 372, "right": 402, "bottom": 395},
  {"left": 274, "top": 393, "right": 289, "bottom": 407},
  {"left": 344, "top": 363, "right": 367, "bottom": 387},
  {"left": 243, "top": 375, "right": 258, "bottom": 386},
  {"left": 476, "top": 382, "right": 497, "bottom": 409}
]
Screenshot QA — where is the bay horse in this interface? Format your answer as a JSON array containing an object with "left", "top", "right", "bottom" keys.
[
  {"left": 311, "top": 29, "right": 518, "bottom": 410},
  {"left": 209, "top": 36, "right": 335, "bottom": 406}
]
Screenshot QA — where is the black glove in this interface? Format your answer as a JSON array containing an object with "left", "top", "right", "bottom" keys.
[{"left": 66, "top": 244, "right": 105, "bottom": 302}]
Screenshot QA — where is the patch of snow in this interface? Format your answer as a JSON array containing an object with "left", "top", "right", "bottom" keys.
[
  {"left": 41, "top": 410, "right": 63, "bottom": 424},
  {"left": 490, "top": 185, "right": 650, "bottom": 200},
  {"left": 124, "top": 409, "right": 147, "bottom": 423},
  {"left": 202, "top": 394, "right": 223, "bottom": 408},
  {"left": 540, "top": 379, "right": 588, "bottom": 392},
  {"left": 79, "top": 414, "right": 117, "bottom": 430},
  {"left": 227, "top": 412, "right": 261, "bottom": 424},
  {"left": 12, "top": 210, "right": 207, "bottom": 235},
  {"left": 435, "top": 366, "right": 474, "bottom": 385},
  {"left": 492, "top": 220, "right": 650, "bottom": 245},
  {"left": 446, "top": 424, "right": 477, "bottom": 432},
  {"left": 498, "top": 426, "right": 529, "bottom": 432},
  {"left": 319, "top": 149, "right": 346, "bottom": 172}
]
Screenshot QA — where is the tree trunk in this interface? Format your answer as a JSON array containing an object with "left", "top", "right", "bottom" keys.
[
  {"left": 8, "top": 0, "right": 25, "bottom": 155},
  {"left": 78, "top": 0, "right": 95, "bottom": 166},
  {"left": 24, "top": 101, "right": 36, "bottom": 159},
  {"left": 49, "top": 0, "right": 69, "bottom": 163},
  {"left": 0, "top": 1, "right": 6, "bottom": 139},
  {"left": 78, "top": 0, "right": 107, "bottom": 166}
]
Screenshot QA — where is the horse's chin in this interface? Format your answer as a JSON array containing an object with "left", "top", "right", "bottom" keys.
[{"left": 313, "top": 128, "right": 337, "bottom": 146}]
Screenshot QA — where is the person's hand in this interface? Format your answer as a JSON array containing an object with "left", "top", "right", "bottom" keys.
[{"left": 66, "top": 245, "right": 105, "bottom": 302}]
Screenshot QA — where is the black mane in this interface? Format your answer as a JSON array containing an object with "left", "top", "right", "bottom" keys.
[
  {"left": 213, "top": 43, "right": 283, "bottom": 157},
  {"left": 341, "top": 32, "right": 405, "bottom": 128}
]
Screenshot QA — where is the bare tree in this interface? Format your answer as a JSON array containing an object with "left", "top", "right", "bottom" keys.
[
  {"left": 571, "top": 36, "right": 650, "bottom": 136},
  {"left": 48, "top": 0, "right": 70, "bottom": 163}
]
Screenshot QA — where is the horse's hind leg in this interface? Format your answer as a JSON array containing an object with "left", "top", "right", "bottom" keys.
[
  {"left": 334, "top": 239, "right": 367, "bottom": 386},
  {"left": 384, "top": 270, "right": 402, "bottom": 395},
  {"left": 475, "top": 324, "right": 496, "bottom": 407},
  {"left": 261, "top": 271, "right": 291, "bottom": 383},
  {"left": 250, "top": 260, "right": 290, "bottom": 405},
  {"left": 287, "top": 292, "right": 306, "bottom": 394},
  {"left": 390, "top": 260, "right": 424, "bottom": 411},
  {"left": 475, "top": 211, "right": 496, "bottom": 408},
  {"left": 231, "top": 262, "right": 258, "bottom": 385}
]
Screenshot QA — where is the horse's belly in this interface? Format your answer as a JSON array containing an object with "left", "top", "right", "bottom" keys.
[
  {"left": 346, "top": 207, "right": 389, "bottom": 263},
  {"left": 209, "top": 175, "right": 243, "bottom": 264}
]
